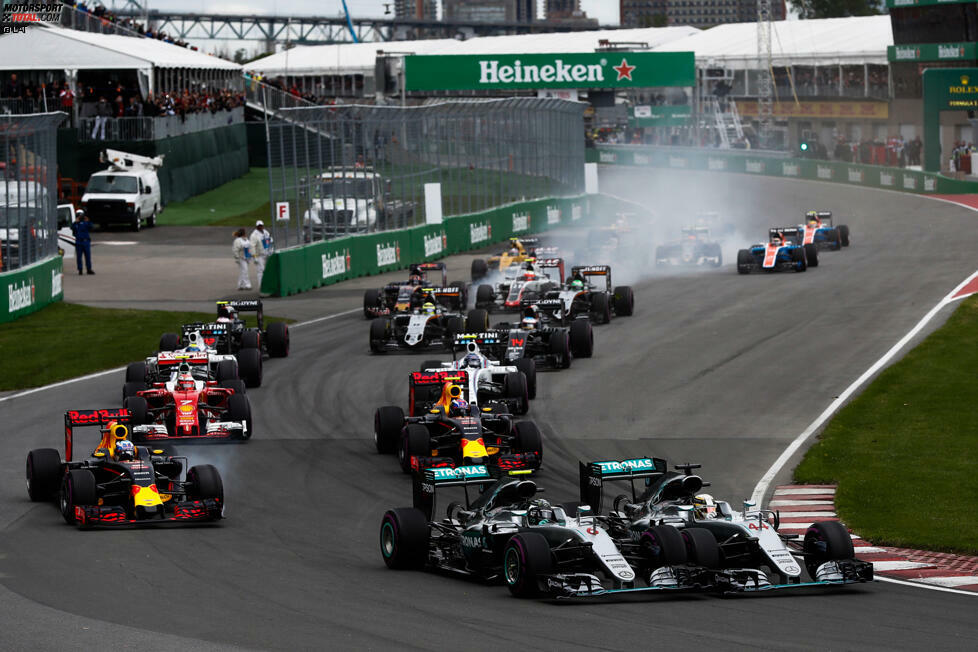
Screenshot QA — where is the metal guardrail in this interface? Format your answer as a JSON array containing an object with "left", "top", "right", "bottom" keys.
[{"left": 77, "top": 106, "right": 244, "bottom": 141}]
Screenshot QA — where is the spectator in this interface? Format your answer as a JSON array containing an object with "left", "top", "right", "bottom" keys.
[
  {"left": 232, "top": 228, "right": 253, "bottom": 291},
  {"left": 92, "top": 96, "right": 111, "bottom": 139},
  {"left": 72, "top": 209, "right": 95, "bottom": 275},
  {"left": 124, "top": 95, "right": 143, "bottom": 117},
  {"left": 249, "top": 220, "right": 273, "bottom": 288},
  {"left": 59, "top": 83, "right": 75, "bottom": 112},
  {"left": 4, "top": 73, "right": 22, "bottom": 98}
]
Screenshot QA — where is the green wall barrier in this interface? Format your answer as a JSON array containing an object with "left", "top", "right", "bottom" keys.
[
  {"left": 260, "top": 194, "right": 604, "bottom": 296},
  {"left": 0, "top": 255, "right": 64, "bottom": 324},
  {"left": 586, "top": 145, "right": 978, "bottom": 195}
]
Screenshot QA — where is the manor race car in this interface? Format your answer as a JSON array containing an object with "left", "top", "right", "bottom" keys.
[
  {"left": 25, "top": 408, "right": 224, "bottom": 528},
  {"left": 736, "top": 229, "right": 811, "bottom": 274},
  {"left": 655, "top": 226, "right": 723, "bottom": 267},
  {"left": 578, "top": 456, "right": 874, "bottom": 591},
  {"left": 362, "top": 262, "right": 466, "bottom": 318},
  {"left": 368, "top": 295, "right": 471, "bottom": 353},
  {"left": 799, "top": 210, "right": 850, "bottom": 251}
]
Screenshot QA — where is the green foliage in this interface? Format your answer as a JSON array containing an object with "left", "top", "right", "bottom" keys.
[{"left": 789, "top": 0, "right": 884, "bottom": 19}]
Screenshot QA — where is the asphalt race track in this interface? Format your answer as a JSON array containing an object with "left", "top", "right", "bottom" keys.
[{"left": 3, "top": 167, "right": 978, "bottom": 650}]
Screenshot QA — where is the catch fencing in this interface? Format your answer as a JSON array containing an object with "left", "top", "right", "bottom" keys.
[{"left": 264, "top": 98, "right": 586, "bottom": 250}]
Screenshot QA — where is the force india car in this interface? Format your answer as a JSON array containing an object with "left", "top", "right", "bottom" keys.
[
  {"left": 380, "top": 466, "right": 723, "bottom": 599},
  {"left": 736, "top": 229, "right": 812, "bottom": 274},
  {"left": 368, "top": 295, "right": 474, "bottom": 353},
  {"left": 362, "top": 262, "right": 466, "bottom": 319},
  {"left": 471, "top": 237, "right": 548, "bottom": 282},
  {"left": 578, "top": 457, "right": 874, "bottom": 591},
  {"left": 122, "top": 365, "right": 253, "bottom": 441},
  {"left": 420, "top": 335, "right": 536, "bottom": 407},
  {"left": 533, "top": 265, "right": 634, "bottom": 325},
  {"left": 25, "top": 408, "right": 224, "bottom": 528},
  {"left": 374, "top": 372, "right": 542, "bottom": 473},
  {"left": 655, "top": 226, "right": 723, "bottom": 267},
  {"left": 799, "top": 211, "right": 850, "bottom": 251},
  {"left": 472, "top": 258, "right": 565, "bottom": 313},
  {"left": 123, "top": 329, "right": 246, "bottom": 400}
]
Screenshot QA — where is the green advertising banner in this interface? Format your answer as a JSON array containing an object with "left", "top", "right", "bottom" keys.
[
  {"left": 404, "top": 52, "right": 695, "bottom": 91},
  {"left": 888, "top": 43, "right": 977, "bottom": 63},
  {"left": 629, "top": 105, "right": 692, "bottom": 127},
  {"left": 0, "top": 255, "right": 64, "bottom": 324},
  {"left": 887, "top": 0, "right": 975, "bottom": 8}
]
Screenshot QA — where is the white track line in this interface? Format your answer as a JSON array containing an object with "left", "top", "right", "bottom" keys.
[
  {"left": 877, "top": 575, "right": 978, "bottom": 597},
  {"left": 291, "top": 307, "right": 361, "bottom": 329}
]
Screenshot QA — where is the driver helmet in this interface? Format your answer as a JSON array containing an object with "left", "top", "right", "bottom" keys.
[
  {"left": 528, "top": 498, "right": 556, "bottom": 525},
  {"left": 805, "top": 210, "right": 819, "bottom": 226},
  {"left": 408, "top": 274, "right": 423, "bottom": 285},
  {"left": 185, "top": 342, "right": 202, "bottom": 352},
  {"left": 217, "top": 304, "right": 237, "bottom": 320},
  {"left": 422, "top": 301, "right": 436, "bottom": 315},
  {"left": 115, "top": 438, "right": 135, "bottom": 461},
  {"left": 508, "top": 247, "right": 519, "bottom": 256},
  {"left": 570, "top": 279, "right": 584, "bottom": 290},
  {"left": 522, "top": 271, "right": 536, "bottom": 280},
  {"left": 521, "top": 316, "right": 538, "bottom": 331},
  {"left": 450, "top": 398, "right": 468, "bottom": 416},
  {"left": 176, "top": 373, "right": 196, "bottom": 391},
  {"left": 463, "top": 352, "right": 483, "bottom": 369},
  {"left": 770, "top": 233, "right": 783, "bottom": 246},
  {"left": 693, "top": 493, "right": 717, "bottom": 519}
]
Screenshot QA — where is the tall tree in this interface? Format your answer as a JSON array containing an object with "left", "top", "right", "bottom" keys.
[{"left": 789, "top": 0, "right": 885, "bottom": 19}]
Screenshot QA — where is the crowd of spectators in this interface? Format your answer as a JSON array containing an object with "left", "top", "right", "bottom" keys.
[
  {"left": 65, "top": 2, "right": 198, "bottom": 51},
  {"left": 244, "top": 72, "right": 345, "bottom": 106},
  {"left": 829, "top": 135, "right": 922, "bottom": 167}
]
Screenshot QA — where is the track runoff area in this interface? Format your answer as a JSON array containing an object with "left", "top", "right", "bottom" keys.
[{"left": 4, "top": 167, "right": 978, "bottom": 649}]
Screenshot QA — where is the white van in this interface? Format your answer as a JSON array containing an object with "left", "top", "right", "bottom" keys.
[{"left": 81, "top": 149, "right": 163, "bottom": 231}]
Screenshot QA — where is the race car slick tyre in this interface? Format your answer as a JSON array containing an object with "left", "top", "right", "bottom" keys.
[
  {"left": 466, "top": 308, "right": 489, "bottom": 332},
  {"left": 26, "top": 448, "right": 61, "bottom": 502},
  {"left": 380, "top": 508, "right": 429, "bottom": 570},
  {"left": 363, "top": 288, "right": 382, "bottom": 319},
  {"left": 804, "top": 243, "right": 819, "bottom": 268},
  {"left": 60, "top": 469, "right": 97, "bottom": 525},
  {"left": 471, "top": 258, "right": 489, "bottom": 282},
  {"left": 475, "top": 285, "right": 494, "bottom": 309},
  {"left": 504, "top": 532, "right": 553, "bottom": 598},
  {"left": 215, "top": 360, "right": 238, "bottom": 383},
  {"left": 374, "top": 406, "right": 405, "bottom": 454},
  {"left": 369, "top": 318, "right": 389, "bottom": 354},
  {"left": 236, "top": 347, "right": 263, "bottom": 388},
  {"left": 240, "top": 329, "right": 261, "bottom": 350},
  {"left": 612, "top": 286, "right": 634, "bottom": 316},
  {"left": 513, "top": 421, "right": 542, "bottom": 466},
  {"left": 219, "top": 379, "right": 247, "bottom": 396},
  {"left": 124, "top": 396, "right": 150, "bottom": 434},
  {"left": 591, "top": 292, "right": 612, "bottom": 324},
  {"left": 158, "top": 332, "right": 180, "bottom": 352},
  {"left": 267, "top": 321, "right": 290, "bottom": 357},
  {"left": 123, "top": 381, "right": 146, "bottom": 402},
  {"left": 515, "top": 358, "right": 537, "bottom": 398},
  {"left": 736, "top": 250, "right": 751, "bottom": 275},
  {"left": 187, "top": 464, "right": 224, "bottom": 503},
  {"left": 126, "top": 361, "right": 147, "bottom": 383},
  {"left": 548, "top": 331, "right": 571, "bottom": 371},
  {"left": 682, "top": 528, "right": 722, "bottom": 569},
  {"left": 419, "top": 360, "right": 441, "bottom": 373},
  {"left": 449, "top": 280, "right": 467, "bottom": 307},
  {"left": 504, "top": 372, "right": 529, "bottom": 415},
  {"left": 398, "top": 424, "right": 431, "bottom": 474},
  {"left": 640, "top": 525, "right": 688, "bottom": 568},
  {"left": 830, "top": 228, "right": 843, "bottom": 250},
  {"left": 445, "top": 317, "right": 464, "bottom": 344},
  {"left": 791, "top": 246, "right": 807, "bottom": 272},
  {"left": 711, "top": 244, "right": 723, "bottom": 267},
  {"left": 227, "top": 394, "right": 253, "bottom": 440},
  {"left": 839, "top": 224, "right": 850, "bottom": 246},
  {"left": 803, "top": 520, "right": 855, "bottom": 580},
  {"left": 569, "top": 320, "right": 593, "bottom": 358}
]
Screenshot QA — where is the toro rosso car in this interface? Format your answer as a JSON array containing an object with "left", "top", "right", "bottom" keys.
[
  {"left": 736, "top": 229, "right": 811, "bottom": 274},
  {"left": 655, "top": 226, "right": 723, "bottom": 267},
  {"left": 368, "top": 294, "right": 471, "bottom": 353},
  {"left": 471, "top": 237, "right": 546, "bottom": 282},
  {"left": 123, "top": 366, "right": 252, "bottom": 441},
  {"left": 799, "top": 211, "right": 850, "bottom": 251},
  {"left": 579, "top": 457, "right": 874, "bottom": 591},
  {"left": 362, "top": 262, "right": 466, "bottom": 319},
  {"left": 25, "top": 408, "right": 224, "bottom": 528},
  {"left": 123, "top": 329, "right": 245, "bottom": 400},
  {"left": 374, "top": 374, "right": 542, "bottom": 473},
  {"left": 380, "top": 466, "right": 722, "bottom": 598},
  {"left": 473, "top": 258, "right": 564, "bottom": 313},
  {"left": 420, "top": 335, "right": 535, "bottom": 409}
]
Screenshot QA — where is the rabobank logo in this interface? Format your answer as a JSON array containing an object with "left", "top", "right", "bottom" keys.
[
  {"left": 512, "top": 212, "right": 530, "bottom": 233},
  {"left": 546, "top": 205, "right": 561, "bottom": 225},
  {"left": 376, "top": 242, "right": 398, "bottom": 267},
  {"left": 469, "top": 221, "right": 489, "bottom": 244},
  {"left": 8, "top": 277, "right": 35, "bottom": 313}
]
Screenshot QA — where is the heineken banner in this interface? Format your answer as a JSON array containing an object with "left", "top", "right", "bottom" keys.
[
  {"left": 888, "top": 43, "right": 977, "bottom": 63},
  {"left": 404, "top": 52, "right": 695, "bottom": 91}
]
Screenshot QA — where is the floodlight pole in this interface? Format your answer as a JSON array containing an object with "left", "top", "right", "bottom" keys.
[{"left": 756, "top": 0, "right": 774, "bottom": 149}]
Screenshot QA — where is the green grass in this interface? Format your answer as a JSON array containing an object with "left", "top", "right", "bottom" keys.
[
  {"left": 159, "top": 168, "right": 272, "bottom": 227},
  {"left": 0, "top": 302, "right": 291, "bottom": 391},
  {"left": 794, "top": 295, "right": 978, "bottom": 555}
]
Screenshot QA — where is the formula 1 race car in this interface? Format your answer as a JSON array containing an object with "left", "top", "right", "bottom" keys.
[
  {"left": 123, "top": 329, "right": 245, "bottom": 401},
  {"left": 799, "top": 211, "right": 850, "bottom": 251},
  {"left": 654, "top": 226, "right": 723, "bottom": 267},
  {"left": 420, "top": 335, "right": 536, "bottom": 406},
  {"left": 362, "top": 262, "right": 466, "bottom": 319},
  {"left": 25, "top": 408, "right": 224, "bottom": 528},
  {"left": 471, "top": 237, "right": 544, "bottom": 282},
  {"left": 368, "top": 296, "right": 473, "bottom": 353},
  {"left": 578, "top": 456, "right": 874, "bottom": 591},
  {"left": 380, "top": 466, "right": 722, "bottom": 598},
  {"left": 373, "top": 373, "right": 541, "bottom": 472},
  {"left": 532, "top": 265, "right": 634, "bottom": 325},
  {"left": 123, "top": 366, "right": 253, "bottom": 441},
  {"left": 736, "top": 229, "right": 811, "bottom": 274},
  {"left": 454, "top": 317, "right": 593, "bottom": 375},
  {"left": 472, "top": 258, "right": 565, "bottom": 313}
]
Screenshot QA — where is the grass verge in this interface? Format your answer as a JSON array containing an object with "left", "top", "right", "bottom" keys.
[
  {"left": 159, "top": 168, "right": 271, "bottom": 227},
  {"left": 0, "top": 302, "right": 291, "bottom": 391},
  {"left": 794, "top": 295, "right": 978, "bottom": 555}
]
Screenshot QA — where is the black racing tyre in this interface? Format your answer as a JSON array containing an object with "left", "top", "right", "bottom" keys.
[
  {"left": 474, "top": 284, "right": 494, "bottom": 309},
  {"left": 240, "top": 329, "right": 261, "bottom": 350},
  {"left": 374, "top": 406, "right": 405, "bottom": 454},
  {"left": 548, "top": 330, "right": 571, "bottom": 370},
  {"left": 398, "top": 424, "right": 431, "bottom": 474},
  {"left": 369, "top": 318, "right": 389, "bottom": 354},
  {"left": 26, "top": 448, "right": 61, "bottom": 502},
  {"left": 640, "top": 525, "right": 688, "bottom": 567},
  {"left": 266, "top": 321, "right": 290, "bottom": 358},
  {"left": 804, "top": 243, "right": 819, "bottom": 268},
  {"left": 803, "top": 520, "right": 855, "bottom": 579},
  {"left": 504, "top": 371, "right": 529, "bottom": 415},
  {"left": 791, "top": 246, "right": 807, "bottom": 272},
  {"left": 838, "top": 224, "right": 850, "bottom": 247},
  {"left": 513, "top": 421, "right": 543, "bottom": 465},
  {"left": 380, "top": 507, "right": 429, "bottom": 570},
  {"left": 363, "top": 288, "right": 382, "bottom": 319},
  {"left": 612, "top": 285, "right": 634, "bottom": 316},
  {"left": 419, "top": 360, "right": 442, "bottom": 373},
  {"left": 504, "top": 532, "right": 553, "bottom": 598},
  {"left": 215, "top": 359, "right": 238, "bottom": 382},
  {"left": 227, "top": 393, "right": 253, "bottom": 439},
  {"left": 471, "top": 258, "right": 489, "bottom": 282},
  {"left": 515, "top": 358, "right": 537, "bottom": 398},
  {"left": 569, "top": 319, "right": 593, "bottom": 358},
  {"left": 158, "top": 332, "right": 180, "bottom": 352},
  {"left": 187, "top": 464, "right": 224, "bottom": 502},
  {"left": 711, "top": 245, "right": 723, "bottom": 268},
  {"left": 445, "top": 317, "right": 464, "bottom": 346},
  {"left": 236, "top": 347, "right": 263, "bottom": 388},
  {"left": 736, "top": 249, "right": 751, "bottom": 275},
  {"left": 219, "top": 379, "right": 247, "bottom": 396},
  {"left": 124, "top": 396, "right": 149, "bottom": 432},
  {"left": 123, "top": 381, "right": 146, "bottom": 402},
  {"left": 125, "top": 361, "right": 147, "bottom": 383},
  {"left": 60, "top": 469, "right": 97, "bottom": 525},
  {"left": 591, "top": 292, "right": 611, "bottom": 324},
  {"left": 682, "top": 528, "right": 722, "bottom": 569},
  {"left": 829, "top": 227, "right": 843, "bottom": 250},
  {"left": 466, "top": 308, "right": 489, "bottom": 331}
]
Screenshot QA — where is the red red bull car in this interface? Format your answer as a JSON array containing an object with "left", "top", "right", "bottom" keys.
[{"left": 25, "top": 409, "right": 224, "bottom": 528}]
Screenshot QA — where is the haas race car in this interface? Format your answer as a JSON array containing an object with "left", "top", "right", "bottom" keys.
[
  {"left": 472, "top": 258, "right": 564, "bottom": 313},
  {"left": 799, "top": 210, "right": 850, "bottom": 251},
  {"left": 26, "top": 408, "right": 224, "bottom": 528},
  {"left": 374, "top": 371, "right": 542, "bottom": 473},
  {"left": 362, "top": 262, "right": 466, "bottom": 319},
  {"left": 736, "top": 229, "right": 812, "bottom": 274}
]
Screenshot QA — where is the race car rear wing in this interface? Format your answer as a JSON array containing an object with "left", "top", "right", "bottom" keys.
[
  {"left": 64, "top": 408, "right": 131, "bottom": 463},
  {"left": 409, "top": 369, "right": 469, "bottom": 386},
  {"left": 570, "top": 265, "right": 612, "bottom": 292},
  {"left": 410, "top": 262, "right": 448, "bottom": 286},
  {"left": 413, "top": 464, "right": 496, "bottom": 520},
  {"left": 532, "top": 257, "right": 565, "bottom": 282},
  {"left": 453, "top": 331, "right": 507, "bottom": 349},
  {"left": 769, "top": 227, "right": 802, "bottom": 245},
  {"left": 579, "top": 457, "right": 667, "bottom": 515},
  {"left": 218, "top": 299, "right": 264, "bottom": 329}
]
